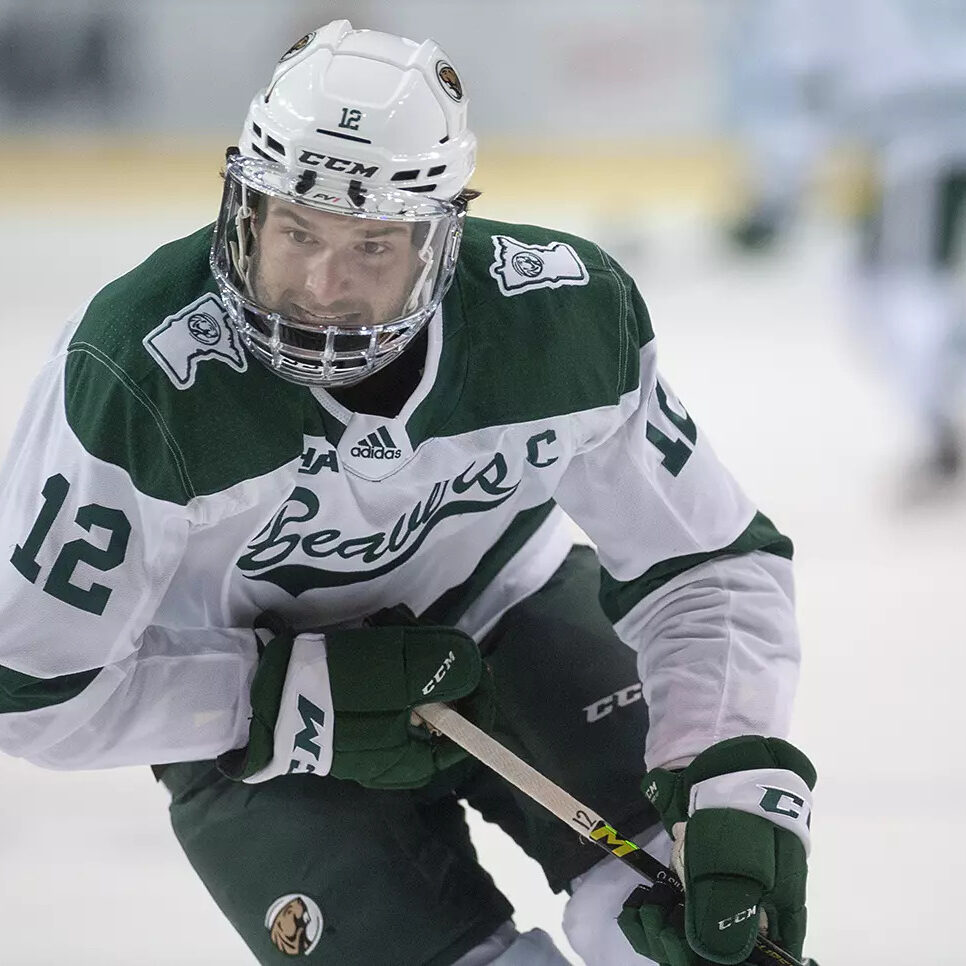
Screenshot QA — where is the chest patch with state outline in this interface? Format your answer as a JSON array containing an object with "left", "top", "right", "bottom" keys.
[
  {"left": 489, "top": 234, "right": 589, "bottom": 296},
  {"left": 143, "top": 293, "right": 247, "bottom": 389}
]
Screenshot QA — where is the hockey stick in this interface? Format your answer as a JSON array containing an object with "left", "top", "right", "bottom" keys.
[{"left": 414, "top": 701, "right": 809, "bottom": 966}]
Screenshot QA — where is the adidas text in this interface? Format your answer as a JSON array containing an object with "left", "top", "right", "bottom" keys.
[
  {"left": 350, "top": 445, "right": 402, "bottom": 460},
  {"left": 351, "top": 427, "right": 402, "bottom": 460}
]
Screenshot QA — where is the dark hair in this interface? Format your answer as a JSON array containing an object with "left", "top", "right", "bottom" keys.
[{"left": 454, "top": 187, "right": 481, "bottom": 212}]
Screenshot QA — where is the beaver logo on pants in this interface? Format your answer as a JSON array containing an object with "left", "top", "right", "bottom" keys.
[{"left": 265, "top": 893, "right": 323, "bottom": 955}]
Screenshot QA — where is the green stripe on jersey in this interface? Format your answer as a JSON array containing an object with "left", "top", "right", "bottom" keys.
[
  {"left": 0, "top": 664, "right": 101, "bottom": 714},
  {"left": 599, "top": 511, "right": 793, "bottom": 625},
  {"left": 420, "top": 500, "right": 557, "bottom": 626}
]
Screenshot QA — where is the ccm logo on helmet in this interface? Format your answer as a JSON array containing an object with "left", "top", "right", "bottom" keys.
[{"left": 298, "top": 150, "right": 379, "bottom": 178}]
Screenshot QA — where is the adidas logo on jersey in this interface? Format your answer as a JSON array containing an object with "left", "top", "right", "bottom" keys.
[{"left": 350, "top": 426, "right": 402, "bottom": 460}]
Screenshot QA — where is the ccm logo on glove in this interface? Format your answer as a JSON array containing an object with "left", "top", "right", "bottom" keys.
[
  {"left": 758, "top": 784, "right": 808, "bottom": 821},
  {"left": 718, "top": 905, "right": 758, "bottom": 931},
  {"left": 422, "top": 650, "right": 456, "bottom": 695},
  {"left": 690, "top": 768, "right": 813, "bottom": 852},
  {"left": 288, "top": 693, "right": 328, "bottom": 775}
]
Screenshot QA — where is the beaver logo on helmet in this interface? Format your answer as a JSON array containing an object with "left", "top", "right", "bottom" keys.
[
  {"left": 436, "top": 61, "right": 464, "bottom": 101},
  {"left": 279, "top": 31, "right": 316, "bottom": 64},
  {"left": 265, "top": 893, "right": 323, "bottom": 956}
]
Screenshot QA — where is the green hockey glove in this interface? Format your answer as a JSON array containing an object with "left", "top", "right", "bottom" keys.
[
  {"left": 618, "top": 735, "right": 816, "bottom": 965},
  {"left": 217, "top": 608, "right": 493, "bottom": 789}
]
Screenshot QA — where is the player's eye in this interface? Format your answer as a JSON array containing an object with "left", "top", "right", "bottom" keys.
[
  {"left": 359, "top": 240, "right": 390, "bottom": 256},
  {"left": 286, "top": 229, "right": 318, "bottom": 247}
]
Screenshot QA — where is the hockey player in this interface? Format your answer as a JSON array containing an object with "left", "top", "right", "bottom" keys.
[
  {"left": 0, "top": 20, "right": 815, "bottom": 966},
  {"left": 727, "top": 0, "right": 966, "bottom": 498}
]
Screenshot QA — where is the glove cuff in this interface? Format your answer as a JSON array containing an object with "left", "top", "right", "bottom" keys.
[
  {"left": 689, "top": 767, "right": 813, "bottom": 855},
  {"left": 219, "top": 632, "right": 335, "bottom": 783},
  {"left": 643, "top": 735, "right": 816, "bottom": 837}
]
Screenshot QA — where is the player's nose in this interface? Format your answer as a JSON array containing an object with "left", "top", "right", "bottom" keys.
[{"left": 303, "top": 250, "right": 350, "bottom": 304}]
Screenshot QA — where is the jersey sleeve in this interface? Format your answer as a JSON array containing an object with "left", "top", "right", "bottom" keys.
[
  {"left": 0, "top": 327, "right": 256, "bottom": 769},
  {"left": 552, "top": 259, "right": 800, "bottom": 770}
]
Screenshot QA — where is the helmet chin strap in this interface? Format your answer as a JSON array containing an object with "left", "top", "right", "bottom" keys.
[
  {"left": 400, "top": 210, "right": 463, "bottom": 317},
  {"left": 403, "top": 230, "right": 437, "bottom": 317},
  {"left": 228, "top": 181, "right": 256, "bottom": 294}
]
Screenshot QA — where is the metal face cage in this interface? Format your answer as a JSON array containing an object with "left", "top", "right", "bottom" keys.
[{"left": 211, "top": 156, "right": 464, "bottom": 388}]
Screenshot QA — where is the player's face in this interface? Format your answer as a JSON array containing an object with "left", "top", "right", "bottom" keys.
[{"left": 250, "top": 198, "right": 422, "bottom": 328}]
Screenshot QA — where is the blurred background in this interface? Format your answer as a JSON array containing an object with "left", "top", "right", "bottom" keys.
[{"left": 1, "top": 0, "right": 965, "bottom": 963}]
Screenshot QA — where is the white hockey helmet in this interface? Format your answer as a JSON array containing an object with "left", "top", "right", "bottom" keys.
[{"left": 210, "top": 19, "right": 477, "bottom": 388}]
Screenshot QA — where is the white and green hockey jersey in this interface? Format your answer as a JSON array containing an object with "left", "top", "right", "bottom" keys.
[{"left": 0, "top": 217, "right": 799, "bottom": 773}]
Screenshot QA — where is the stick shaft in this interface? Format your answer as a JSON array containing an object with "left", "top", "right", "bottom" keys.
[
  {"left": 414, "top": 701, "right": 672, "bottom": 884},
  {"left": 414, "top": 701, "right": 805, "bottom": 966}
]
